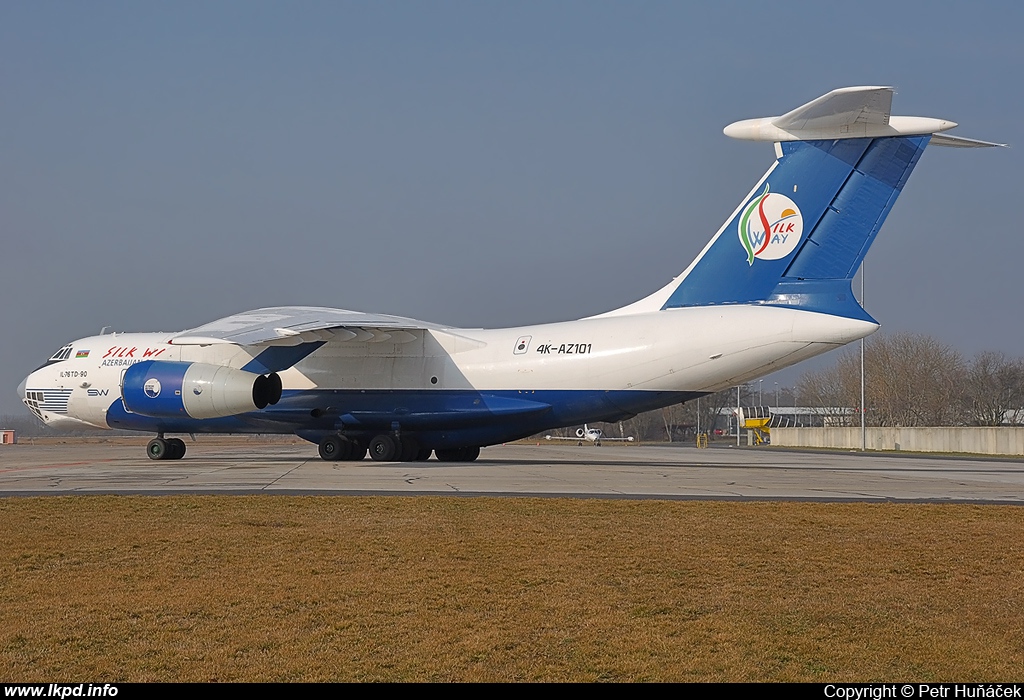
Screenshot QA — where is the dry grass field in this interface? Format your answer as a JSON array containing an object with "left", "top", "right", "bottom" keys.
[{"left": 1, "top": 496, "right": 1022, "bottom": 682}]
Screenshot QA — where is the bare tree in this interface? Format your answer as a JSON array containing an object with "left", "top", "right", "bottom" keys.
[
  {"left": 869, "top": 333, "right": 964, "bottom": 426},
  {"left": 660, "top": 403, "right": 682, "bottom": 442},
  {"left": 961, "top": 352, "right": 1024, "bottom": 426},
  {"left": 796, "top": 357, "right": 856, "bottom": 425},
  {"left": 798, "top": 332, "right": 967, "bottom": 427},
  {"left": 612, "top": 386, "right": 745, "bottom": 442},
  {"left": 617, "top": 410, "right": 663, "bottom": 442}
]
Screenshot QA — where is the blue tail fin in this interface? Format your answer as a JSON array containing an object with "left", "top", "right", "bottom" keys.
[{"left": 663, "top": 135, "right": 930, "bottom": 321}]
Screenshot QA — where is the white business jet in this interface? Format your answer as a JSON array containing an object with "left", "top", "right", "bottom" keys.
[{"left": 545, "top": 424, "right": 635, "bottom": 447}]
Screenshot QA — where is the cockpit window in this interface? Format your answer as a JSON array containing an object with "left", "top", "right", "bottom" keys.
[{"left": 48, "top": 345, "right": 73, "bottom": 362}]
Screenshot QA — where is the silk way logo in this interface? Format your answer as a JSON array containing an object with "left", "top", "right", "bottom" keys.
[{"left": 737, "top": 184, "right": 803, "bottom": 266}]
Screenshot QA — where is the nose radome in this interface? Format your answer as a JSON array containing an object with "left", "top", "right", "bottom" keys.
[{"left": 17, "top": 376, "right": 26, "bottom": 401}]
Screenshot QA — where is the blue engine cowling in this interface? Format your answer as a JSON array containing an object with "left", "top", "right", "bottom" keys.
[{"left": 121, "top": 361, "right": 282, "bottom": 419}]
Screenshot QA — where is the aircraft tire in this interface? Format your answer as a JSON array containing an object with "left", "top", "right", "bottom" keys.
[
  {"left": 369, "top": 434, "right": 398, "bottom": 462},
  {"left": 318, "top": 435, "right": 344, "bottom": 461},
  {"left": 147, "top": 438, "right": 168, "bottom": 461},
  {"left": 345, "top": 442, "right": 367, "bottom": 461},
  {"left": 168, "top": 438, "right": 187, "bottom": 460},
  {"left": 398, "top": 437, "right": 420, "bottom": 462},
  {"left": 435, "top": 446, "right": 479, "bottom": 462}
]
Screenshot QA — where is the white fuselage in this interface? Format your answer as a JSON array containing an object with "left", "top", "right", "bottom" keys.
[{"left": 22, "top": 304, "right": 876, "bottom": 432}]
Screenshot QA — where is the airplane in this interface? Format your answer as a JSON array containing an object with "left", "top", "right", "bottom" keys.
[
  {"left": 18, "top": 86, "right": 1003, "bottom": 463},
  {"left": 544, "top": 424, "right": 635, "bottom": 447}
]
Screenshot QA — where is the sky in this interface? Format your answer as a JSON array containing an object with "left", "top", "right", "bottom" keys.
[{"left": 2, "top": 1, "right": 1022, "bottom": 415}]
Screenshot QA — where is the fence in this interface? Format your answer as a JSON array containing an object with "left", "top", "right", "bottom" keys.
[{"left": 770, "top": 427, "right": 1024, "bottom": 456}]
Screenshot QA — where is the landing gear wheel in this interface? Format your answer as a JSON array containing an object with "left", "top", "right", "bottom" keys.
[
  {"left": 147, "top": 438, "right": 168, "bottom": 461},
  {"left": 368, "top": 434, "right": 399, "bottom": 462},
  {"left": 319, "top": 435, "right": 344, "bottom": 461},
  {"left": 345, "top": 442, "right": 367, "bottom": 461},
  {"left": 167, "top": 438, "right": 186, "bottom": 460},
  {"left": 435, "top": 446, "right": 479, "bottom": 462},
  {"left": 398, "top": 437, "right": 420, "bottom": 462},
  {"left": 435, "top": 447, "right": 459, "bottom": 462}
]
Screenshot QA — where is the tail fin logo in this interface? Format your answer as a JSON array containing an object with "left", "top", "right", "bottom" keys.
[{"left": 737, "top": 184, "right": 803, "bottom": 265}]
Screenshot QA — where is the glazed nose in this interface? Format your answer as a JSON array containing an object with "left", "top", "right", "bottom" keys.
[{"left": 17, "top": 376, "right": 27, "bottom": 401}]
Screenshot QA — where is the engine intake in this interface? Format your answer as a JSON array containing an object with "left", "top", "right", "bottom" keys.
[{"left": 121, "top": 361, "right": 281, "bottom": 419}]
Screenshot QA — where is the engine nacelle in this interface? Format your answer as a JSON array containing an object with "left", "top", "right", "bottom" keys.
[
  {"left": 576, "top": 428, "right": 586, "bottom": 438},
  {"left": 121, "top": 361, "right": 281, "bottom": 419}
]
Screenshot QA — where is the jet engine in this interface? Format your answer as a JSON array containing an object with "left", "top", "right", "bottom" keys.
[
  {"left": 576, "top": 428, "right": 586, "bottom": 438},
  {"left": 121, "top": 361, "right": 282, "bottom": 419}
]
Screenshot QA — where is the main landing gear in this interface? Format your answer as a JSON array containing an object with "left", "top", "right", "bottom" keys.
[
  {"left": 317, "top": 434, "right": 478, "bottom": 463},
  {"left": 434, "top": 446, "right": 480, "bottom": 462},
  {"left": 317, "top": 435, "right": 368, "bottom": 462},
  {"left": 147, "top": 435, "right": 186, "bottom": 460}
]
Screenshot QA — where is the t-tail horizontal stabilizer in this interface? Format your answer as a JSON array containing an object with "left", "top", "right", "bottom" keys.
[{"left": 723, "top": 86, "right": 1006, "bottom": 147}]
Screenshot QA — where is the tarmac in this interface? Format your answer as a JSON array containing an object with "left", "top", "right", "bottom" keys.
[{"left": 1, "top": 439, "right": 1022, "bottom": 503}]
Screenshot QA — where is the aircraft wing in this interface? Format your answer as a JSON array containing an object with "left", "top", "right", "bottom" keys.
[{"left": 168, "top": 306, "right": 446, "bottom": 347}]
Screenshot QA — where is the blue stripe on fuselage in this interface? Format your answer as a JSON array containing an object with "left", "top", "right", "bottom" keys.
[{"left": 104, "top": 388, "right": 704, "bottom": 446}]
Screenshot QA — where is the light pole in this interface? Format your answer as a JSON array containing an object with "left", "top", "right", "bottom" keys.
[
  {"left": 860, "top": 261, "right": 866, "bottom": 451},
  {"left": 758, "top": 379, "right": 763, "bottom": 406},
  {"left": 736, "top": 385, "right": 741, "bottom": 446},
  {"left": 774, "top": 382, "right": 779, "bottom": 410}
]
